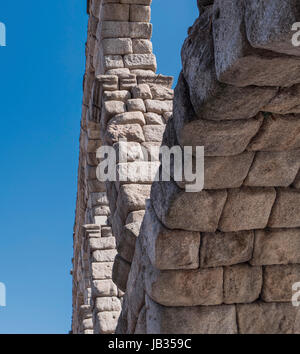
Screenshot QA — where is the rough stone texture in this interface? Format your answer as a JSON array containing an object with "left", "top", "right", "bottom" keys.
[
  {"left": 200, "top": 231, "right": 254, "bottom": 268},
  {"left": 74, "top": 0, "right": 300, "bottom": 335},
  {"left": 224, "top": 264, "right": 262, "bottom": 304},
  {"left": 237, "top": 302, "right": 300, "bottom": 334},
  {"left": 262, "top": 265, "right": 300, "bottom": 303},
  {"left": 219, "top": 187, "right": 276, "bottom": 232},
  {"left": 146, "top": 296, "right": 237, "bottom": 334}
]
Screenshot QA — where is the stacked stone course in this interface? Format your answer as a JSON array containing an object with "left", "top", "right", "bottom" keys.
[
  {"left": 118, "top": 0, "right": 300, "bottom": 334},
  {"left": 74, "top": 0, "right": 300, "bottom": 334},
  {"left": 72, "top": 0, "right": 173, "bottom": 334}
]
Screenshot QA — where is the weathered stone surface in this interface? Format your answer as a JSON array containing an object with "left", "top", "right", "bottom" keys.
[
  {"left": 126, "top": 99, "right": 145, "bottom": 113},
  {"left": 146, "top": 296, "right": 237, "bottom": 334},
  {"left": 181, "top": 14, "right": 276, "bottom": 120},
  {"left": 94, "top": 311, "right": 120, "bottom": 334},
  {"left": 112, "top": 112, "right": 143, "bottom": 127},
  {"left": 124, "top": 54, "right": 157, "bottom": 71},
  {"left": 262, "top": 85, "right": 300, "bottom": 114},
  {"left": 103, "top": 90, "right": 131, "bottom": 102},
  {"left": 151, "top": 180, "right": 227, "bottom": 231},
  {"left": 224, "top": 264, "right": 262, "bottom": 304},
  {"left": 178, "top": 114, "right": 262, "bottom": 157},
  {"left": 251, "top": 229, "right": 300, "bottom": 266},
  {"left": 89, "top": 237, "right": 116, "bottom": 252},
  {"left": 92, "top": 280, "right": 118, "bottom": 298},
  {"left": 141, "top": 202, "right": 201, "bottom": 270},
  {"left": 145, "top": 99, "right": 173, "bottom": 114},
  {"left": 219, "top": 187, "right": 276, "bottom": 232},
  {"left": 200, "top": 230, "right": 254, "bottom": 268},
  {"left": 268, "top": 188, "right": 300, "bottom": 228},
  {"left": 102, "top": 38, "right": 132, "bottom": 55},
  {"left": 149, "top": 84, "right": 174, "bottom": 101},
  {"left": 130, "top": 5, "right": 151, "bottom": 22},
  {"left": 102, "top": 3, "right": 130, "bottom": 22},
  {"left": 294, "top": 171, "right": 300, "bottom": 189},
  {"left": 112, "top": 255, "right": 131, "bottom": 292},
  {"left": 103, "top": 55, "right": 125, "bottom": 71},
  {"left": 262, "top": 265, "right": 300, "bottom": 302},
  {"left": 94, "top": 297, "right": 121, "bottom": 312},
  {"left": 213, "top": 0, "right": 300, "bottom": 87},
  {"left": 106, "top": 123, "right": 145, "bottom": 144},
  {"left": 237, "top": 302, "right": 300, "bottom": 334},
  {"left": 101, "top": 21, "right": 152, "bottom": 39},
  {"left": 117, "top": 161, "right": 159, "bottom": 184},
  {"left": 116, "top": 184, "right": 151, "bottom": 221},
  {"left": 145, "top": 263, "right": 223, "bottom": 307},
  {"left": 103, "top": 100, "right": 126, "bottom": 123},
  {"left": 92, "top": 249, "right": 117, "bottom": 263},
  {"left": 132, "top": 39, "right": 153, "bottom": 54},
  {"left": 144, "top": 112, "right": 164, "bottom": 125},
  {"left": 91, "top": 262, "right": 113, "bottom": 280},
  {"left": 245, "top": 0, "right": 300, "bottom": 56},
  {"left": 245, "top": 150, "right": 300, "bottom": 187},
  {"left": 134, "top": 306, "right": 147, "bottom": 334},
  {"left": 131, "top": 84, "right": 152, "bottom": 99},
  {"left": 143, "top": 125, "right": 165, "bottom": 142},
  {"left": 114, "top": 141, "right": 144, "bottom": 163},
  {"left": 248, "top": 114, "right": 300, "bottom": 152},
  {"left": 203, "top": 153, "right": 254, "bottom": 189}
]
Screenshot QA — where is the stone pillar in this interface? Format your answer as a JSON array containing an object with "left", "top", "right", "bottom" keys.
[
  {"left": 119, "top": 0, "right": 300, "bottom": 334},
  {"left": 72, "top": 0, "right": 173, "bottom": 334}
]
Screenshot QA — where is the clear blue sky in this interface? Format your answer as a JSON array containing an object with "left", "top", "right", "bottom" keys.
[{"left": 0, "top": 0, "right": 197, "bottom": 334}]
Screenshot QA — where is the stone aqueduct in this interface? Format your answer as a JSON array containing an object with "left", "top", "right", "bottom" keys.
[{"left": 72, "top": 0, "right": 300, "bottom": 334}]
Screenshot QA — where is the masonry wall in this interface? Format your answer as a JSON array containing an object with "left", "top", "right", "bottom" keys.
[
  {"left": 72, "top": 0, "right": 173, "bottom": 334},
  {"left": 118, "top": 0, "right": 300, "bottom": 334},
  {"left": 74, "top": 0, "right": 300, "bottom": 334}
]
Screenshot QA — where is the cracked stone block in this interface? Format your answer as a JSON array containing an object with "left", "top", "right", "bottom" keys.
[
  {"left": 149, "top": 84, "right": 174, "bottom": 100},
  {"left": 146, "top": 295, "right": 237, "bottom": 334},
  {"left": 248, "top": 114, "right": 300, "bottom": 152},
  {"left": 200, "top": 230, "right": 254, "bottom": 268},
  {"left": 224, "top": 264, "right": 262, "bottom": 304},
  {"left": 268, "top": 188, "right": 300, "bottom": 228},
  {"left": 245, "top": 150, "right": 300, "bottom": 187},
  {"left": 141, "top": 202, "right": 200, "bottom": 270},
  {"left": 251, "top": 229, "right": 300, "bottom": 266},
  {"left": 151, "top": 180, "right": 227, "bottom": 232},
  {"left": 262, "top": 265, "right": 300, "bottom": 302},
  {"left": 219, "top": 187, "right": 276, "bottom": 232},
  {"left": 237, "top": 302, "right": 300, "bottom": 334}
]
